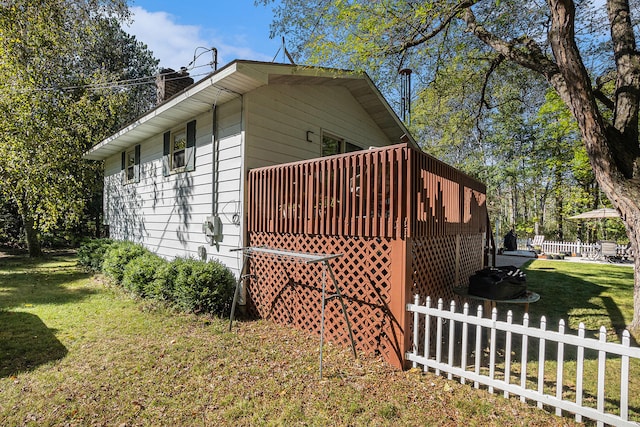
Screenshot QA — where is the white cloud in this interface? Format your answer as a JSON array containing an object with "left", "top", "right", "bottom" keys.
[
  {"left": 126, "top": 6, "right": 274, "bottom": 74},
  {"left": 126, "top": 7, "right": 204, "bottom": 69}
]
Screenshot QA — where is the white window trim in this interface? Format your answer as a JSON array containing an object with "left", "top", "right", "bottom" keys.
[
  {"left": 170, "top": 127, "right": 187, "bottom": 172},
  {"left": 124, "top": 148, "right": 136, "bottom": 184},
  {"left": 321, "top": 130, "right": 362, "bottom": 157},
  {"left": 163, "top": 120, "right": 196, "bottom": 176}
]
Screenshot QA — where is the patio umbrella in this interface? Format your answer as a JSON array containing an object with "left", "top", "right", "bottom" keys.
[{"left": 568, "top": 208, "right": 620, "bottom": 220}]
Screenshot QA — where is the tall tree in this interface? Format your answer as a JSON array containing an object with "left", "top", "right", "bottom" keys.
[
  {"left": 0, "top": 1, "right": 158, "bottom": 255},
  {"left": 264, "top": 0, "right": 640, "bottom": 333},
  {"left": 534, "top": 90, "right": 589, "bottom": 238},
  {"left": 411, "top": 51, "right": 554, "bottom": 236}
]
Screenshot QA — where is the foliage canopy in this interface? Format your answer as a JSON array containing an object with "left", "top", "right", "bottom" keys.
[
  {"left": 262, "top": 0, "right": 640, "bottom": 328},
  {"left": 0, "top": 0, "right": 158, "bottom": 255}
]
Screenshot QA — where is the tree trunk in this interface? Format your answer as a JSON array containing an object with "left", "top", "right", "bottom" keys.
[
  {"left": 463, "top": 0, "right": 640, "bottom": 333},
  {"left": 15, "top": 197, "right": 42, "bottom": 257},
  {"left": 608, "top": 180, "right": 640, "bottom": 334},
  {"left": 546, "top": 0, "right": 640, "bottom": 335},
  {"left": 510, "top": 177, "right": 518, "bottom": 227},
  {"left": 95, "top": 211, "right": 101, "bottom": 238}
]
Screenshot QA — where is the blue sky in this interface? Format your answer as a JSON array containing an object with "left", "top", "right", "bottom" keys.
[{"left": 126, "top": 1, "right": 283, "bottom": 74}]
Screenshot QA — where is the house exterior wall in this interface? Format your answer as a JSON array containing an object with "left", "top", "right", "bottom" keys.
[
  {"left": 103, "top": 100, "right": 245, "bottom": 276},
  {"left": 243, "top": 84, "right": 395, "bottom": 169},
  {"left": 102, "top": 82, "right": 398, "bottom": 278}
]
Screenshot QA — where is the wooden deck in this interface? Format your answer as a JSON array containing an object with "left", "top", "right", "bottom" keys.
[
  {"left": 245, "top": 143, "right": 489, "bottom": 368},
  {"left": 248, "top": 143, "right": 486, "bottom": 239}
]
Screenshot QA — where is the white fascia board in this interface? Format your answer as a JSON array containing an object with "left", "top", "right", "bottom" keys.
[{"left": 84, "top": 63, "right": 247, "bottom": 161}]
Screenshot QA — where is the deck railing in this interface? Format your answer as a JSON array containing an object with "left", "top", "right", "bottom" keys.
[
  {"left": 246, "top": 143, "right": 489, "bottom": 368},
  {"left": 247, "top": 143, "right": 487, "bottom": 239}
]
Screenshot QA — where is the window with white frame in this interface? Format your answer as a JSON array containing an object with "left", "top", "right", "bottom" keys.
[
  {"left": 121, "top": 144, "right": 140, "bottom": 184},
  {"left": 163, "top": 120, "right": 196, "bottom": 176},
  {"left": 125, "top": 149, "right": 136, "bottom": 182},
  {"left": 171, "top": 127, "right": 187, "bottom": 170},
  {"left": 321, "top": 132, "right": 362, "bottom": 157}
]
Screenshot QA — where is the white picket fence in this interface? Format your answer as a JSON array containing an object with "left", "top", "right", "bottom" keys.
[
  {"left": 406, "top": 296, "right": 640, "bottom": 426},
  {"left": 518, "top": 239, "right": 629, "bottom": 258},
  {"left": 541, "top": 240, "right": 596, "bottom": 256}
]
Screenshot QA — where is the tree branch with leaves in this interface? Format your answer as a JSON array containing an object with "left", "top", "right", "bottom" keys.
[
  {"left": 263, "top": 0, "right": 640, "bottom": 333},
  {"left": 0, "top": 0, "right": 158, "bottom": 255}
]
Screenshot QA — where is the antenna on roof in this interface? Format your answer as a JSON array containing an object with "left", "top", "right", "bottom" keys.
[
  {"left": 272, "top": 36, "right": 295, "bottom": 64},
  {"left": 399, "top": 68, "right": 412, "bottom": 125}
]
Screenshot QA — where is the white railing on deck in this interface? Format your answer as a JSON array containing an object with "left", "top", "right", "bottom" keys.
[{"left": 406, "top": 296, "right": 640, "bottom": 426}]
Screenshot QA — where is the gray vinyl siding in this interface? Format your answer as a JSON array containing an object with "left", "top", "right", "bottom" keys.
[
  {"left": 243, "top": 84, "right": 394, "bottom": 169},
  {"left": 101, "top": 82, "right": 395, "bottom": 279},
  {"left": 209, "top": 98, "right": 244, "bottom": 275},
  {"left": 103, "top": 100, "right": 245, "bottom": 277}
]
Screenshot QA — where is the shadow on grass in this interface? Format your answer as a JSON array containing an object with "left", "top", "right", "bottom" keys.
[
  {"left": 0, "top": 254, "right": 96, "bottom": 310},
  {"left": 0, "top": 252, "right": 92, "bottom": 377},
  {"left": 495, "top": 261, "right": 634, "bottom": 343},
  {"left": 0, "top": 310, "right": 67, "bottom": 377}
]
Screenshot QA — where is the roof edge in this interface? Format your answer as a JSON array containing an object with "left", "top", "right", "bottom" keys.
[{"left": 84, "top": 60, "right": 419, "bottom": 160}]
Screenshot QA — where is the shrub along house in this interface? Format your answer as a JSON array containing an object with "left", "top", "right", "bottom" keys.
[{"left": 84, "top": 60, "right": 489, "bottom": 368}]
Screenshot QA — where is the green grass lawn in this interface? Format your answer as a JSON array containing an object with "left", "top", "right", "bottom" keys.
[
  {"left": 525, "top": 259, "right": 635, "bottom": 338},
  {"left": 490, "top": 259, "right": 639, "bottom": 422},
  {"left": 0, "top": 251, "right": 577, "bottom": 426}
]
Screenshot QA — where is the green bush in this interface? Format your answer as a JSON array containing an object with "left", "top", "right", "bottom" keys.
[
  {"left": 172, "top": 258, "right": 236, "bottom": 315},
  {"left": 121, "top": 252, "right": 165, "bottom": 297},
  {"left": 77, "top": 238, "right": 113, "bottom": 272},
  {"left": 102, "top": 241, "right": 148, "bottom": 285},
  {"left": 90, "top": 242, "right": 235, "bottom": 316},
  {"left": 144, "top": 258, "right": 179, "bottom": 301}
]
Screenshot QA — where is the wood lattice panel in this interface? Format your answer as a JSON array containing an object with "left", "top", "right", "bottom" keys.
[
  {"left": 409, "top": 234, "right": 485, "bottom": 355},
  {"left": 458, "top": 234, "right": 485, "bottom": 284},
  {"left": 247, "top": 232, "right": 402, "bottom": 364},
  {"left": 411, "top": 234, "right": 484, "bottom": 300},
  {"left": 411, "top": 235, "right": 457, "bottom": 302}
]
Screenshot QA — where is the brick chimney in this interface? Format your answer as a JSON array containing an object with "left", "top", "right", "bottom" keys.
[{"left": 156, "top": 68, "right": 194, "bottom": 104}]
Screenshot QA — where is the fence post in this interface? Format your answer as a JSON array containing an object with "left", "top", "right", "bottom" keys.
[
  {"left": 424, "top": 296, "right": 432, "bottom": 371},
  {"left": 474, "top": 304, "right": 483, "bottom": 389},
  {"left": 411, "top": 294, "right": 420, "bottom": 369},
  {"left": 520, "top": 313, "right": 529, "bottom": 403},
  {"left": 488, "top": 307, "right": 497, "bottom": 394},
  {"left": 504, "top": 310, "right": 513, "bottom": 399},
  {"left": 597, "top": 326, "right": 607, "bottom": 425},
  {"left": 556, "top": 319, "right": 565, "bottom": 416},
  {"left": 576, "top": 323, "right": 585, "bottom": 423},
  {"left": 447, "top": 300, "right": 456, "bottom": 380},
  {"left": 461, "top": 303, "right": 469, "bottom": 385},
  {"left": 537, "top": 316, "right": 547, "bottom": 409},
  {"left": 621, "top": 330, "right": 630, "bottom": 421},
  {"left": 435, "top": 299, "right": 444, "bottom": 376}
]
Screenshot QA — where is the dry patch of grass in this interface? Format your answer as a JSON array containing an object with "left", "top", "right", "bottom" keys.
[{"left": 0, "top": 253, "right": 575, "bottom": 426}]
